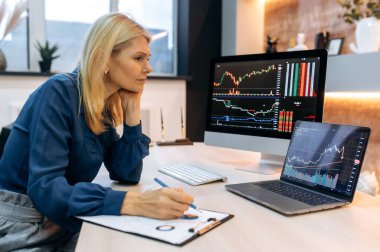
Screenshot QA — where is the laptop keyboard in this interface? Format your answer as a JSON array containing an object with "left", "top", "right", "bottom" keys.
[
  {"left": 255, "top": 180, "right": 340, "bottom": 206},
  {"left": 159, "top": 163, "right": 226, "bottom": 186}
]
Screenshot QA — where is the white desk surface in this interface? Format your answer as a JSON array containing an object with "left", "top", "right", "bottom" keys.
[{"left": 75, "top": 143, "right": 380, "bottom": 252}]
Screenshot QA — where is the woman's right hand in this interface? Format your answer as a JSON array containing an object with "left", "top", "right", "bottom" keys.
[
  {"left": 120, "top": 188, "right": 194, "bottom": 219},
  {"left": 118, "top": 89, "right": 142, "bottom": 127}
]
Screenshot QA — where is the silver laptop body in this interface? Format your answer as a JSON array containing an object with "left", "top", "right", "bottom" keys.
[{"left": 225, "top": 121, "right": 371, "bottom": 215}]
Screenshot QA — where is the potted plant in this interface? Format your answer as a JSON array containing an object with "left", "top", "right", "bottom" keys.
[
  {"left": 35, "top": 40, "right": 60, "bottom": 73},
  {"left": 336, "top": 0, "right": 380, "bottom": 24},
  {"left": 336, "top": 0, "right": 380, "bottom": 53}
]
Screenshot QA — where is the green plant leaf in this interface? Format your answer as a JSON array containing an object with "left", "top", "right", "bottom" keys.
[
  {"left": 35, "top": 40, "right": 60, "bottom": 62},
  {"left": 337, "top": 0, "right": 380, "bottom": 24}
]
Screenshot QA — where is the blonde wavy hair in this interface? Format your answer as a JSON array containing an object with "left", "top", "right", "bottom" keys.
[{"left": 80, "top": 13, "right": 151, "bottom": 134}]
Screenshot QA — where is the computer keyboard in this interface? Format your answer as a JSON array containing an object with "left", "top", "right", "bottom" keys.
[
  {"left": 256, "top": 180, "right": 339, "bottom": 206},
  {"left": 159, "top": 163, "right": 227, "bottom": 186}
]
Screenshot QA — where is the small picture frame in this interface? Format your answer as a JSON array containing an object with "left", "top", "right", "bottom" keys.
[{"left": 327, "top": 38, "right": 344, "bottom": 55}]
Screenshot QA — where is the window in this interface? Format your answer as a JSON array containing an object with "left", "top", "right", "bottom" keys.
[
  {"left": 24, "top": 0, "right": 177, "bottom": 75},
  {"left": 0, "top": 0, "right": 28, "bottom": 71},
  {"left": 45, "top": 0, "right": 109, "bottom": 72},
  {"left": 118, "top": 0, "right": 176, "bottom": 75}
]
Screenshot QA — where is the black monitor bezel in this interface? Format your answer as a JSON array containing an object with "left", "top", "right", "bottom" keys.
[{"left": 205, "top": 49, "right": 327, "bottom": 140}]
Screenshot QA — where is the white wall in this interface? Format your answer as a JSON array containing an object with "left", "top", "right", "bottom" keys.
[
  {"left": 141, "top": 79, "right": 186, "bottom": 141},
  {"left": 222, "top": 0, "right": 265, "bottom": 56},
  {"left": 0, "top": 76, "right": 46, "bottom": 127},
  {"left": 326, "top": 52, "right": 380, "bottom": 91},
  {"left": 0, "top": 76, "right": 186, "bottom": 142}
]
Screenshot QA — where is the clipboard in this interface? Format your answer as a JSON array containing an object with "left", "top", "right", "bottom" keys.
[{"left": 78, "top": 208, "right": 233, "bottom": 246}]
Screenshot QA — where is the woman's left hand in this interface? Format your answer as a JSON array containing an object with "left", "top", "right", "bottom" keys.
[{"left": 118, "top": 89, "right": 142, "bottom": 126}]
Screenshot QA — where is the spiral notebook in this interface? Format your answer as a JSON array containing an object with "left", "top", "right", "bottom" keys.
[{"left": 78, "top": 208, "right": 233, "bottom": 246}]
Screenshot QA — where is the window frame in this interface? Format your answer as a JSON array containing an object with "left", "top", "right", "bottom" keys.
[{"left": 26, "top": 0, "right": 178, "bottom": 75}]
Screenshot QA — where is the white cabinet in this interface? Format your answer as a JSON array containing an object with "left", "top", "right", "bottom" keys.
[{"left": 0, "top": 75, "right": 186, "bottom": 141}]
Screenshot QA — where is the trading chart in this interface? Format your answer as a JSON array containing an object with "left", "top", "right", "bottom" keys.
[
  {"left": 210, "top": 58, "right": 321, "bottom": 133},
  {"left": 282, "top": 122, "right": 370, "bottom": 196}
]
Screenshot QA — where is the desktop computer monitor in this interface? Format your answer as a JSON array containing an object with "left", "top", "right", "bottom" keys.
[{"left": 204, "top": 49, "right": 327, "bottom": 174}]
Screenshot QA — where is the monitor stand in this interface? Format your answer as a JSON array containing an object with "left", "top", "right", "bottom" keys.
[{"left": 235, "top": 153, "right": 284, "bottom": 175}]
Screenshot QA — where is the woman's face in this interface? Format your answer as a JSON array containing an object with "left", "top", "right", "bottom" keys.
[{"left": 105, "top": 36, "right": 152, "bottom": 95}]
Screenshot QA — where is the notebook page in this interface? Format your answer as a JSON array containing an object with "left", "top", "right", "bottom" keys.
[{"left": 78, "top": 208, "right": 229, "bottom": 245}]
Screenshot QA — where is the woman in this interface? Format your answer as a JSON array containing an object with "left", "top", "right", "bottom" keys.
[{"left": 0, "top": 13, "right": 193, "bottom": 251}]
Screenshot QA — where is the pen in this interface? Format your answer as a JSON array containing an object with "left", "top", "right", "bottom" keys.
[
  {"left": 197, "top": 219, "right": 221, "bottom": 235},
  {"left": 160, "top": 108, "right": 165, "bottom": 142},
  {"left": 181, "top": 107, "right": 185, "bottom": 138},
  {"left": 154, "top": 177, "right": 197, "bottom": 210}
]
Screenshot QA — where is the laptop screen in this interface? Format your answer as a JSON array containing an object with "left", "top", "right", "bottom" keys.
[{"left": 281, "top": 121, "right": 371, "bottom": 198}]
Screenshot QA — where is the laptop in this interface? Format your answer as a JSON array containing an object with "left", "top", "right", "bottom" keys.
[{"left": 225, "top": 121, "right": 371, "bottom": 215}]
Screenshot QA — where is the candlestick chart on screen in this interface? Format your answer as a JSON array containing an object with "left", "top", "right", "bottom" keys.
[{"left": 210, "top": 59, "right": 321, "bottom": 133}]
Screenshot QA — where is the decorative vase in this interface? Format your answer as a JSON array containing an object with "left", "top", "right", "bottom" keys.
[
  {"left": 350, "top": 17, "right": 380, "bottom": 53},
  {"left": 0, "top": 48, "right": 7, "bottom": 71},
  {"left": 38, "top": 60, "right": 52, "bottom": 73}
]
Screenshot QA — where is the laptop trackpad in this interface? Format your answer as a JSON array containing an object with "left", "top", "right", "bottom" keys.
[{"left": 226, "top": 183, "right": 310, "bottom": 214}]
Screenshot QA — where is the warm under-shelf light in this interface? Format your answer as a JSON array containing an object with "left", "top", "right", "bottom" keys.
[{"left": 326, "top": 92, "right": 380, "bottom": 99}]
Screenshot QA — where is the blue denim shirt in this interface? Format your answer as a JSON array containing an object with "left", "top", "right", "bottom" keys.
[{"left": 0, "top": 70, "right": 150, "bottom": 232}]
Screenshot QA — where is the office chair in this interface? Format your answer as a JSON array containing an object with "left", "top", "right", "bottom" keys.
[{"left": 0, "top": 123, "right": 13, "bottom": 159}]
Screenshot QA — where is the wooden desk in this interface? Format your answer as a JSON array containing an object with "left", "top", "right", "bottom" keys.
[{"left": 75, "top": 143, "right": 380, "bottom": 252}]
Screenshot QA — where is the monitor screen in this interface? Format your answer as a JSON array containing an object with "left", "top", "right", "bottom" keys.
[
  {"left": 281, "top": 121, "right": 370, "bottom": 199},
  {"left": 204, "top": 50, "right": 327, "bottom": 174}
]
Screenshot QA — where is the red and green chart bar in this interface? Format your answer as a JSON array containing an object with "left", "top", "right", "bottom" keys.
[
  {"left": 278, "top": 110, "right": 294, "bottom": 132},
  {"left": 284, "top": 62, "right": 316, "bottom": 97}
]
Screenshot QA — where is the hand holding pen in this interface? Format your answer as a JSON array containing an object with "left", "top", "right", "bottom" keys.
[
  {"left": 154, "top": 177, "right": 200, "bottom": 213},
  {"left": 120, "top": 184, "right": 195, "bottom": 220}
]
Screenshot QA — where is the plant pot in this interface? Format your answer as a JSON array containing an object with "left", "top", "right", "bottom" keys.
[
  {"left": 0, "top": 48, "right": 7, "bottom": 71},
  {"left": 39, "top": 60, "right": 52, "bottom": 73},
  {"left": 350, "top": 17, "right": 380, "bottom": 53}
]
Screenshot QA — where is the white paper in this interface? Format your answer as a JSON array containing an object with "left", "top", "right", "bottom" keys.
[{"left": 78, "top": 208, "right": 229, "bottom": 245}]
